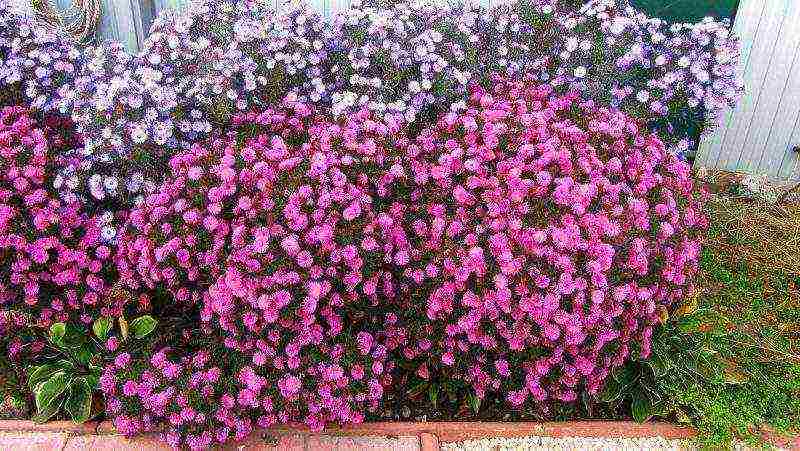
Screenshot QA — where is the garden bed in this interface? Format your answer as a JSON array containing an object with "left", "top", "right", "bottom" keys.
[
  {"left": 2, "top": 1, "right": 797, "bottom": 450},
  {"left": 2, "top": 181, "right": 797, "bottom": 449}
]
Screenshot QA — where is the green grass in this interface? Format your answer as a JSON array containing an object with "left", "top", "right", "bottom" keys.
[
  {"left": 667, "top": 247, "right": 800, "bottom": 448},
  {"left": 607, "top": 197, "right": 800, "bottom": 449}
]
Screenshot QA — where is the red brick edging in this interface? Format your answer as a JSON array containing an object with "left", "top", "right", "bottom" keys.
[{"left": 0, "top": 420, "right": 797, "bottom": 450}]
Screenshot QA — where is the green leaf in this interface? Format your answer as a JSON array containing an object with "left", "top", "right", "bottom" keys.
[
  {"left": 74, "top": 345, "right": 95, "bottom": 366},
  {"left": 646, "top": 353, "right": 668, "bottom": 379},
  {"left": 612, "top": 364, "right": 636, "bottom": 386},
  {"left": 92, "top": 317, "right": 112, "bottom": 340},
  {"left": 130, "top": 315, "right": 157, "bottom": 339},
  {"left": 599, "top": 376, "right": 624, "bottom": 403},
  {"left": 49, "top": 323, "right": 66, "bottom": 345},
  {"left": 31, "top": 399, "right": 62, "bottom": 423},
  {"left": 84, "top": 373, "right": 100, "bottom": 391},
  {"left": 63, "top": 323, "right": 87, "bottom": 346},
  {"left": 428, "top": 384, "right": 439, "bottom": 409},
  {"left": 27, "top": 364, "right": 62, "bottom": 391},
  {"left": 28, "top": 360, "right": 75, "bottom": 391},
  {"left": 65, "top": 378, "right": 93, "bottom": 423},
  {"left": 34, "top": 371, "right": 71, "bottom": 420},
  {"left": 467, "top": 392, "right": 481, "bottom": 414},
  {"left": 631, "top": 390, "right": 654, "bottom": 423}
]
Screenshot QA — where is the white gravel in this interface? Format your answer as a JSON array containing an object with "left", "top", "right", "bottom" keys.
[{"left": 440, "top": 436, "right": 767, "bottom": 451}]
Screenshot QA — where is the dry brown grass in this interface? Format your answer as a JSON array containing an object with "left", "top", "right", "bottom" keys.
[
  {"left": 697, "top": 169, "right": 800, "bottom": 277},
  {"left": 704, "top": 194, "right": 800, "bottom": 277}
]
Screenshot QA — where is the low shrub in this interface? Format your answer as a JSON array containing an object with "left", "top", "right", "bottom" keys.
[
  {"left": 103, "top": 75, "right": 709, "bottom": 446},
  {"left": 60, "top": 0, "right": 740, "bottom": 212},
  {"left": 108, "top": 101, "right": 409, "bottom": 447},
  {"left": 0, "top": 106, "right": 117, "bottom": 334},
  {"left": 384, "top": 75, "right": 707, "bottom": 409},
  {"left": 0, "top": 7, "right": 83, "bottom": 113}
]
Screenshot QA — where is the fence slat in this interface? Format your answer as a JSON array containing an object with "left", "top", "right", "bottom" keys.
[
  {"left": 738, "top": 0, "right": 800, "bottom": 177},
  {"left": 789, "top": 113, "right": 800, "bottom": 180},
  {"left": 695, "top": 0, "right": 764, "bottom": 169},
  {"left": 776, "top": 76, "right": 800, "bottom": 180},
  {"left": 753, "top": 3, "right": 800, "bottom": 180},
  {"left": 715, "top": 0, "right": 785, "bottom": 172}
]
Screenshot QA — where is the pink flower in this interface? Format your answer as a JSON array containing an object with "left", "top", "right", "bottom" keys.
[
  {"left": 356, "top": 332, "right": 374, "bottom": 355},
  {"left": 277, "top": 375, "right": 302, "bottom": 398},
  {"left": 106, "top": 337, "right": 119, "bottom": 352},
  {"left": 115, "top": 353, "right": 131, "bottom": 369}
]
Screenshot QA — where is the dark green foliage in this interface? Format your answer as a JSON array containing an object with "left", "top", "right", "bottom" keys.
[
  {"left": 631, "top": 0, "right": 739, "bottom": 22},
  {"left": 23, "top": 315, "right": 157, "bottom": 423}
]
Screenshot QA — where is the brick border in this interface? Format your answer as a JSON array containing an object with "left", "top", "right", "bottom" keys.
[
  {"left": 0, "top": 419, "right": 698, "bottom": 439},
  {"left": 0, "top": 420, "right": 797, "bottom": 450}
]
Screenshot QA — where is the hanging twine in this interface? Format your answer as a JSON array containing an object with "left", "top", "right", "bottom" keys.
[{"left": 31, "top": 0, "right": 102, "bottom": 44}]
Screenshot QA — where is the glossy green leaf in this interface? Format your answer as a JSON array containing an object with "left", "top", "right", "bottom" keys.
[
  {"left": 130, "top": 315, "right": 157, "bottom": 339},
  {"left": 646, "top": 353, "right": 668, "bottom": 379},
  {"left": 599, "top": 376, "right": 624, "bottom": 403},
  {"left": 92, "top": 317, "right": 113, "bottom": 340},
  {"left": 49, "top": 323, "right": 66, "bottom": 345},
  {"left": 31, "top": 399, "right": 62, "bottom": 423},
  {"left": 63, "top": 323, "right": 88, "bottom": 346},
  {"left": 65, "top": 377, "right": 93, "bottom": 423},
  {"left": 34, "top": 371, "right": 71, "bottom": 419},
  {"left": 612, "top": 364, "right": 637, "bottom": 385},
  {"left": 85, "top": 373, "right": 100, "bottom": 391},
  {"left": 27, "top": 364, "right": 62, "bottom": 391}
]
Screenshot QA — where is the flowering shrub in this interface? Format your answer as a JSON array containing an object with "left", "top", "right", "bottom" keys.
[
  {"left": 324, "top": 0, "right": 561, "bottom": 120},
  {"left": 550, "top": 0, "right": 743, "bottom": 153},
  {"left": 64, "top": 42, "right": 153, "bottom": 208},
  {"left": 0, "top": 0, "right": 729, "bottom": 444},
  {"left": 0, "top": 105, "right": 121, "bottom": 367},
  {"left": 107, "top": 101, "right": 414, "bottom": 447},
  {"left": 100, "top": 323, "right": 389, "bottom": 448},
  {"left": 386, "top": 76, "right": 707, "bottom": 407},
  {"left": 0, "top": 7, "right": 83, "bottom": 113},
  {"left": 104, "top": 75, "right": 709, "bottom": 444},
  {"left": 66, "top": 0, "right": 741, "bottom": 212},
  {"left": 70, "top": 0, "right": 332, "bottom": 208}
]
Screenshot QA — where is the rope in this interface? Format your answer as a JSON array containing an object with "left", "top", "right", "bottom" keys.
[{"left": 31, "top": 0, "right": 102, "bottom": 44}]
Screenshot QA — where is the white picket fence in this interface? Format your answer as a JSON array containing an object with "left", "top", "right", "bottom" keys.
[{"left": 695, "top": 0, "right": 800, "bottom": 181}]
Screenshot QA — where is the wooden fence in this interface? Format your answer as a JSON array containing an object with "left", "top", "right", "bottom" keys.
[{"left": 695, "top": 0, "right": 800, "bottom": 181}]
